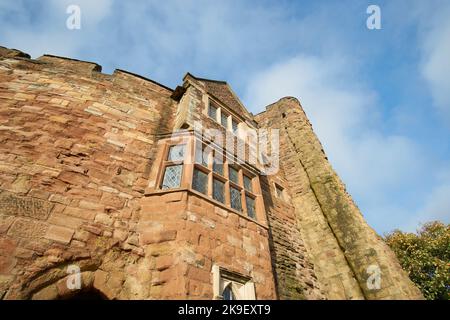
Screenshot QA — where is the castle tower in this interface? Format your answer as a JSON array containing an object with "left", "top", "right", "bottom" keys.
[{"left": 0, "top": 46, "right": 422, "bottom": 300}]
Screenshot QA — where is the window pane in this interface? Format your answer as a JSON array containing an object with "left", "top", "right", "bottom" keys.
[
  {"left": 229, "top": 167, "right": 239, "bottom": 184},
  {"left": 276, "top": 184, "right": 284, "bottom": 198},
  {"left": 230, "top": 187, "right": 242, "bottom": 212},
  {"left": 221, "top": 112, "right": 228, "bottom": 127},
  {"left": 193, "top": 168, "right": 208, "bottom": 195},
  {"left": 246, "top": 195, "right": 256, "bottom": 219},
  {"left": 243, "top": 175, "right": 252, "bottom": 192},
  {"left": 232, "top": 119, "right": 238, "bottom": 134},
  {"left": 167, "top": 144, "right": 185, "bottom": 162},
  {"left": 195, "top": 145, "right": 209, "bottom": 167},
  {"left": 213, "top": 178, "right": 225, "bottom": 203},
  {"left": 223, "top": 286, "right": 234, "bottom": 300},
  {"left": 213, "top": 155, "right": 224, "bottom": 175},
  {"left": 161, "top": 165, "right": 182, "bottom": 189},
  {"left": 208, "top": 103, "right": 217, "bottom": 120}
]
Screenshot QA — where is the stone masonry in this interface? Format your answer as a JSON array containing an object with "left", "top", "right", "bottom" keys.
[{"left": 0, "top": 46, "right": 422, "bottom": 300}]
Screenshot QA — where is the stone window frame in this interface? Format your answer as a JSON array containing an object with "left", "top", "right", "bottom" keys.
[
  {"left": 212, "top": 264, "right": 256, "bottom": 300},
  {"left": 154, "top": 135, "right": 195, "bottom": 191},
  {"left": 149, "top": 134, "right": 266, "bottom": 225},
  {"left": 273, "top": 182, "right": 288, "bottom": 202},
  {"left": 159, "top": 144, "right": 186, "bottom": 190},
  {"left": 192, "top": 139, "right": 262, "bottom": 220}
]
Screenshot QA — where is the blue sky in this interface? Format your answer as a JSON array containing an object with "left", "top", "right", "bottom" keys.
[{"left": 1, "top": 0, "right": 449, "bottom": 234}]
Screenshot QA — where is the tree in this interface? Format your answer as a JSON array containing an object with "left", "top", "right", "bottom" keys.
[{"left": 384, "top": 221, "right": 449, "bottom": 300}]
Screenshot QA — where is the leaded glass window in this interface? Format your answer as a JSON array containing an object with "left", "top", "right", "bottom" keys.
[
  {"left": 230, "top": 187, "right": 242, "bottom": 212},
  {"left": 213, "top": 178, "right": 225, "bottom": 203},
  {"left": 246, "top": 195, "right": 255, "bottom": 219},
  {"left": 232, "top": 119, "right": 238, "bottom": 134},
  {"left": 209, "top": 103, "right": 217, "bottom": 120},
  {"left": 213, "top": 156, "right": 224, "bottom": 176},
  {"left": 161, "top": 165, "right": 182, "bottom": 189},
  {"left": 243, "top": 175, "right": 252, "bottom": 192},
  {"left": 193, "top": 168, "right": 208, "bottom": 195},
  {"left": 221, "top": 112, "right": 228, "bottom": 128},
  {"left": 167, "top": 144, "right": 185, "bottom": 162},
  {"left": 195, "top": 146, "right": 209, "bottom": 167},
  {"left": 245, "top": 195, "right": 256, "bottom": 219},
  {"left": 229, "top": 167, "right": 239, "bottom": 184}
]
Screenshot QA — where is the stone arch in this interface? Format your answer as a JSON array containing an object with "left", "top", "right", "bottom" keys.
[{"left": 3, "top": 250, "right": 106, "bottom": 300}]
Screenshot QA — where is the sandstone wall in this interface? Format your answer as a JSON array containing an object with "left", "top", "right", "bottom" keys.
[
  {"left": 255, "top": 97, "right": 423, "bottom": 300},
  {"left": 0, "top": 46, "right": 423, "bottom": 300},
  {"left": 0, "top": 47, "right": 178, "bottom": 299},
  {"left": 140, "top": 190, "right": 276, "bottom": 299},
  {"left": 259, "top": 171, "right": 324, "bottom": 299},
  {"left": 0, "top": 47, "right": 277, "bottom": 300}
]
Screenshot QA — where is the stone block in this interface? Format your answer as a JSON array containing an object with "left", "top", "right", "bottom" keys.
[
  {"left": 140, "top": 230, "right": 177, "bottom": 245},
  {"left": 45, "top": 225, "right": 74, "bottom": 244}
]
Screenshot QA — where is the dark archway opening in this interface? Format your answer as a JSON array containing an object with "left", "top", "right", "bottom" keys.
[{"left": 60, "top": 288, "right": 108, "bottom": 300}]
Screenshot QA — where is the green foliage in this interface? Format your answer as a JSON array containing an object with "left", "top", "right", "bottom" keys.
[{"left": 385, "top": 221, "right": 450, "bottom": 300}]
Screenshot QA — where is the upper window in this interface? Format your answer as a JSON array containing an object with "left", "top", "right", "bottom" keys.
[
  {"left": 221, "top": 111, "right": 228, "bottom": 128},
  {"left": 161, "top": 144, "right": 186, "bottom": 190},
  {"left": 207, "top": 98, "right": 240, "bottom": 135},
  {"left": 208, "top": 102, "right": 218, "bottom": 120},
  {"left": 232, "top": 119, "right": 238, "bottom": 134}
]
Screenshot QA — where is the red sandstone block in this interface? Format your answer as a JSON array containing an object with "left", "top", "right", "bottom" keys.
[
  {"left": 57, "top": 170, "right": 89, "bottom": 186},
  {"left": 14, "top": 247, "right": 34, "bottom": 259},
  {"left": 155, "top": 255, "right": 174, "bottom": 271},
  {"left": 187, "top": 266, "right": 210, "bottom": 283},
  {"left": 47, "top": 213, "right": 84, "bottom": 229},
  {"left": 0, "top": 216, "right": 15, "bottom": 234},
  {"left": 162, "top": 192, "right": 184, "bottom": 203},
  {"left": 45, "top": 225, "right": 74, "bottom": 244},
  {"left": 140, "top": 230, "right": 177, "bottom": 245},
  {"left": 0, "top": 237, "right": 17, "bottom": 256},
  {"left": 82, "top": 224, "right": 103, "bottom": 236},
  {"left": 64, "top": 206, "right": 96, "bottom": 221},
  {"left": 100, "top": 192, "right": 125, "bottom": 209}
]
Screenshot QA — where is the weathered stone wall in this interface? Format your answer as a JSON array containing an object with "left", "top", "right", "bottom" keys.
[
  {"left": 0, "top": 47, "right": 277, "bottom": 300},
  {"left": 0, "top": 47, "right": 179, "bottom": 299},
  {"left": 140, "top": 190, "right": 276, "bottom": 299},
  {"left": 259, "top": 171, "right": 324, "bottom": 300},
  {"left": 256, "top": 97, "right": 423, "bottom": 300},
  {"left": 0, "top": 45, "right": 423, "bottom": 300}
]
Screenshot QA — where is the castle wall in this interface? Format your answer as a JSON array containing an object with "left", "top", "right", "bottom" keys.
[
  {"left": 139, "top": 190, "right": 276, "bottom": 299},
  {"left": 255, "top": 97, "right": 423, "bottom": 300},
  {"left": 259, "top": 171, "right": 324, "bottom": 299},
  {"left": 0, "top": 46, "right": 423, "bottom": 300},
  {"left": 0, "top": 49, "right": 180, "bottom": 299}
]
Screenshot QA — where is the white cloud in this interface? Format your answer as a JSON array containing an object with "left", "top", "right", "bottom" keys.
[
  {"left": 244, "top": 54, "right": 423, "bottom": 200},
  {"left": 244, "top": 49, "right": 450, "bottom": 234},
  {"left": 0, "top": 0, "right": 113, "bottom": 58}
]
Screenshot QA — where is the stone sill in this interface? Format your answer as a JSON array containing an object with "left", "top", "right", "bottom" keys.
[{"left": 144, "top": 187, "right": 268, "bottom": 230}]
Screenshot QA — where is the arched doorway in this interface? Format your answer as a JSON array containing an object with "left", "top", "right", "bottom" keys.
[{"left": 62, "top": 288, "right": 108, "bottom": 300}]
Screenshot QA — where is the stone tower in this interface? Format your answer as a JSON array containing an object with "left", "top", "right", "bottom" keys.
[{"left": 0, "top": 46, "right": 422, "bottom": 300}]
